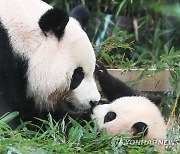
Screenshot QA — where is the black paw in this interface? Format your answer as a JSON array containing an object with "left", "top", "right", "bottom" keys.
[{"left": 95, "top": 61, "right": 108, "bottom": 78}]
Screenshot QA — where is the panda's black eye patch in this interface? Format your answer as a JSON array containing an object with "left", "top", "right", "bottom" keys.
[
  {"left": 70, "top": 67, "right": 84, "bottom": 90},
  {"left": 104, "top": 111, "right": 116, "bottom": 123}
]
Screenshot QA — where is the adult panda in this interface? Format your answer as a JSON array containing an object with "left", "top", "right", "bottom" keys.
[{"left": 0, "top": 0, "right": 100, "bottom": 127}]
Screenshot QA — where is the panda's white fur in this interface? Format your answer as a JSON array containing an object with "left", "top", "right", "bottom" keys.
[
  {"left": 0, "top": 0, "right": 50, "bottom": 57},
  {"left": 0, "top": 0, "right": 100, "bottom": 110},
  {"left": 92, "top": 96, "right": 166, "bottom": 142}
]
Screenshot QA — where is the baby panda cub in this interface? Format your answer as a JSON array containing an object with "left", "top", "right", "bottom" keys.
[
  {"left": 93, "top": 61, "right": 166, "bottom": 151},
  {"left": 91, "top": 96, "right": 167, "bottom": 150}
]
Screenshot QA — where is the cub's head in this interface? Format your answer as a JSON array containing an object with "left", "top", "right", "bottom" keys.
[
  {"left": 27, "top": 5, "right": 100, "bottom": 113},
  {"left": 91, "top": 97, "right": 166, "bottom": 141}
]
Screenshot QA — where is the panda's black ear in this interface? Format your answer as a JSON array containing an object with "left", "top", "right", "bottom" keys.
[
  {"left": 38, "top": 8, "right": 69, "bottom": 40},
  {"left": 130, "top": 122, "right": 148, "bottom": 139},
  {"left": 70, "top": 5, "right": 90, "bottom": 28},
  {"left": 147, "top": 95, "right": 162, "bottom": 106}
]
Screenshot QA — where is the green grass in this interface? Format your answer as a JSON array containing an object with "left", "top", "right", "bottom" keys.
[{"left": 0, "top": 113, "right": 179, "bottom": 154}]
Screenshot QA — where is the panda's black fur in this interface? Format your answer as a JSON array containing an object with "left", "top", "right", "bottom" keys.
[
  {"left": 95, "top": 61, "right": 162, "bottom": 105},
  {"left": 38, "top": 8, "right": 69, "bottom": 39},
  {"left": 70, "top": 5, "right": 90, "bottom": 28},
  {"left": 0, "top": 20, "right": 30, "bottom": 127}
]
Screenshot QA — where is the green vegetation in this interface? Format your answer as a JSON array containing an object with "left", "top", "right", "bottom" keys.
[{"left": 1, "top": 113, "right": 179, "bottom": 154}]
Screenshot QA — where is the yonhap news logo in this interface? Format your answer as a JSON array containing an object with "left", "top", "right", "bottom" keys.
[{"left": 111, "top": 136, "right": 179, "bottom": 148}]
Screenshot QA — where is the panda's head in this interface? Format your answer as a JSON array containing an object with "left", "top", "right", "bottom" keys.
[
  {"left": 26, "top": 5, "right": 100, "bottom": 113},
  {"left": 91, "top": 96, "right": 166, "bottom": 140}
]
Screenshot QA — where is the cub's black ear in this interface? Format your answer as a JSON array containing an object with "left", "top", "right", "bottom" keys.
[
  {"left": 131, "top": 122, "right": 148, "bottom": 139},
  {"left": 70, "top": 5, "right": 89, "bottom": 28},
  {"left": 38, "top": 8, "right": 69, "bottom": 40},
  {"left": 147, "top": 95, "right": 162, "bottom": 106}
]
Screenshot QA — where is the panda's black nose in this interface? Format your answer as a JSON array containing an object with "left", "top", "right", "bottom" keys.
[
  {"left": 89, "top": 101, "right": 98, "bottom": 114},
  {"left": 90, "top": 101, "right": 98, "bottom": 108}
]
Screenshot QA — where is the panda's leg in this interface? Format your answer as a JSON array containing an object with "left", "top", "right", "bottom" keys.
[
  {"left": 95, "top": 61, "right": 140, "bottom": 102},
  {"left": 0, "top": 20, "right": 30, "bottom": 129},
  {"left": 0, "top": 98, "right": 20, "bottom": 129},
  {"left": 95, "top": 61, "right": 162, "bottom": 105}
]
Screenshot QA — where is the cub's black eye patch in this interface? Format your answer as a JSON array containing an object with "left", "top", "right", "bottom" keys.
[
  {"left": 70, "top": 67, "right": 84, "bottom": 90},
  {"left": 104, "top": 111, "right": 116, "bottom": 123}
]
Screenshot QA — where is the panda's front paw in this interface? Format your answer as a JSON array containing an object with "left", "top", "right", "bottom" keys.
[{"left": 94, "top": 61, "right": 107, "bottom": 78}]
